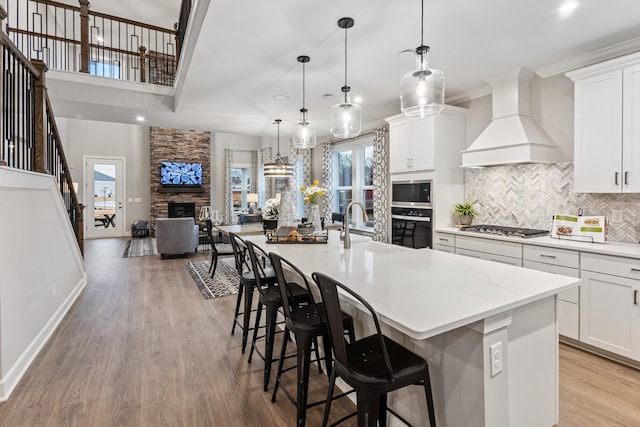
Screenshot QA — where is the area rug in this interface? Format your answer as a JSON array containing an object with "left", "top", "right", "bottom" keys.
[
  {"left": 122, "top": 238, "right": 210, "bottom": 258},
  {"left": 122, "top": 238, "right": 157, "bottom": 258},
  {"left": 186, "top": 259, "right": 240, "bottom": 300}
]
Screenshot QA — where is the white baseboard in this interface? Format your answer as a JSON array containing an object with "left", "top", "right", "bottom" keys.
[{"left": 0, "top": 274, "right": 87, "bottom": 402}]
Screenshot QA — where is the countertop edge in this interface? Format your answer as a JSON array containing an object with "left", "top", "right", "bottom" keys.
[{"left": 435, "top": 227, "right": 640, "bottom": 260}]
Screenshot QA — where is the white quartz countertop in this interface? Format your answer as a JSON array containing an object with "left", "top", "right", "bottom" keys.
[
  {"left": 245, "top": 230, "right": 579, "bottom": 341},
  {"left": 437, "top": 227, "right": 640, "bottom": 259}
]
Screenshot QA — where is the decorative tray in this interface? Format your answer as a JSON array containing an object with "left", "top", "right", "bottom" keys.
[{"left": 266, "top": 226, "right": 328, "bottom": 244}]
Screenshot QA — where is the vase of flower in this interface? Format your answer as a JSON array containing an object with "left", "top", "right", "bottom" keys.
[
  {"left": 301, "top": 180, "right": 327, "bottom": 233},
  {"left": 308, "top": 204, "right": 321, "bottom": 233}
]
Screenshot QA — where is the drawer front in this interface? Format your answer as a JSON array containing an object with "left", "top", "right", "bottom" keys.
[
  {"left": 434, "top": 232, "right": 455, "bottom": 247},
  {"left": 523, "top": 260, "right": 580, "bottom": 302},
  {"left": 455, "top": 248, "right": 486, "bottom": 260},
  {"left": 434, "top": 244, "right": 455, "bottom": 254},
  {"left": 523, "top": 245, "right": 579, "bottom": 269},
  {"left": 455, "top": 235, "right": 522, "bottom": 258},
  {"left": 581, "top": 252, "right": 640, "bottom": 279},
  {"left": 485, "top": 253, "right": 522, "bottom": 267}
]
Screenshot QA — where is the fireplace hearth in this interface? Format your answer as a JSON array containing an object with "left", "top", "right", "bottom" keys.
[{"left": 168, "top": 202, "right": 196, "bottom": 218}]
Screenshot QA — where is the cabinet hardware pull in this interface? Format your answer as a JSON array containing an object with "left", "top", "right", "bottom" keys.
[
  {"left": 615, "top": 172, "right": 619, "bottom": 185},
  {"left": 631, "top": 268, "right": 640, "bottom": 272},
  {"left": 439, "top": 238, "right": 449, "bottom": 242},
  {"left": 540, "top": 254, "right": 557, "bottom": 259},
  {"left": 635, "top": 290, "right": 638, "bottom": 305},
  {"left": 625, "top": 171, "right": 629, "bottom": 185}
]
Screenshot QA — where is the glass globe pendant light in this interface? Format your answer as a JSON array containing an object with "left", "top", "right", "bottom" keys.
[
  {"left": 330, "top": 17, "right": 361, "bottom": 138},
  {"left": 292, "top": 55, "right": 317, "bottom": 149},
  {"left": 400, "top": 0, "right": 444, "bottom": 118},
  {"left": 264, "top": 119, "right": 294, "bottom": 177}
]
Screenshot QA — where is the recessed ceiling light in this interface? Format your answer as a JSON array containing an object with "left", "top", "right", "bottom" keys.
[
  {"left": 558, "top": 0, "right": 580, "bottom": 16},
  {"left": 353, "top": 95, "right": 363, "bottom": 103},
  {"left": 136, "top": 116, "right": 145, "bottom": 122},
  {"left": 272, "top": 95, "right": 290, "bottom": 101}
]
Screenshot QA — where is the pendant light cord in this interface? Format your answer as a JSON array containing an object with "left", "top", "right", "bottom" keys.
[
  {"left": 302, "top": 62, "right": 307, "bottom": 122},
  {"left": 421, "top": 0, "right": 424, "bottom": 47},
  {"left": 344, "top": 25, "right": 348, "bottom": 103}
]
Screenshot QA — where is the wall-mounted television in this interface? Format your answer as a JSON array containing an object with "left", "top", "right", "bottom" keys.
[{"left": 160, "top": 162, "right": 203, "bottom": 187}]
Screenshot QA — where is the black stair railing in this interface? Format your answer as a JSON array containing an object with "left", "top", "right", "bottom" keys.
[{"left": 1, "top": 31, "right": 85, "bottom": 255}]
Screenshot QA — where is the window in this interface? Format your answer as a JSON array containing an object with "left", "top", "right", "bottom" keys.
[
  {"left": 333, "top": 137, "right": 375, "bottom": 231},
  {"left": 231, "top": 167, "right": 251, "bottom": 210},
  {"left": 89, "top": 61, "right": 121, "bottom": 79}
]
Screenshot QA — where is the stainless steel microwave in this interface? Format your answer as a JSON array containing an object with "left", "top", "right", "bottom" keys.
[{"left": 391, "top": 180, "right": 432, "bottom": 207}]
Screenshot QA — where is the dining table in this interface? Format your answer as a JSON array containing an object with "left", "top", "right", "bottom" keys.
[{"left": 242, "top": 229, "right": 580, "bottom": 427}]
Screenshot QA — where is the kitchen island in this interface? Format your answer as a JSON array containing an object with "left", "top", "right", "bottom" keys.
[{"left": 244, "top": 230, "right": 580, "bottom": 427}]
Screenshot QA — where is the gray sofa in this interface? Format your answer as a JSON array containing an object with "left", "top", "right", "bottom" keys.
[{"left": 155, "top": 217, "right": 199, "bottom": 259}]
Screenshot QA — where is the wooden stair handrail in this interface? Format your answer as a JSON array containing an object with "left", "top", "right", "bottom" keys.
[
  {"left": 0, "top": 32, "right": 41, "bottom": 77},
  {"left": 46, "top": 95, "right": 85, "bottom": 255}
]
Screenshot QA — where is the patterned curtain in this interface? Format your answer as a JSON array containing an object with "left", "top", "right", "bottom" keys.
[
  {"left": 258, "top": 147, "right": 272, "bottom": 206},
  {"left": 223, "top": 149, "right": 232, "bottom": 224},
  {"left": 301, "top": 148, "right": 313, "bottom": 218},
  {"left": 372, "top": 126, "right": 389, "bottom": 242},
  {"left": 250, "top": 151, "right": 258, "bottom": 194},
  {"left": 321, "top": 141, "right": 336, "bottom": 220}
]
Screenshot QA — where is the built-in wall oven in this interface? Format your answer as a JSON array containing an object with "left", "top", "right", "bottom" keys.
[
  {"left": 391, "top": 180, "right": 433, "bottom": 249},
  {"left": 391, "top": 206, "right": 433, "bottom": 249}
]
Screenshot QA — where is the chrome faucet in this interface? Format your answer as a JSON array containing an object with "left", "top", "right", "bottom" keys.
[{"left": 341, "top": 201, "right": 369, "bottom": 249}]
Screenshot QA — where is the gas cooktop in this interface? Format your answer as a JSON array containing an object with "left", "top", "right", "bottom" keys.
[{"left": 460, "top": 224, "right": 549, "bottom": 239}]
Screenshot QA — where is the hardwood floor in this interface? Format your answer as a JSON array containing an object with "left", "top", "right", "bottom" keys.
[{"left": 0, "top": 237, "right": 638, "bottom": 426}]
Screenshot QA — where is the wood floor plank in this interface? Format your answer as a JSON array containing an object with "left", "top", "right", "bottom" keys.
[{"left": 0, "top": 237, "right": 639, "bottom": 426}]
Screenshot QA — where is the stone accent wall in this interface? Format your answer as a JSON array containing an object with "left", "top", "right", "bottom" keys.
[{"left": 150, "top": 127, "right": 210, "bottom": 234}]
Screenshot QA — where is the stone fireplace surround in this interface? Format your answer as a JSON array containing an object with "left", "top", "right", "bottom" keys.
[{"left": 150, "top": 127, "right": 211, "bottom": 235}]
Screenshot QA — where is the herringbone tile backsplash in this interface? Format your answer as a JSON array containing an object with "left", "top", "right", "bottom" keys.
[{"left": 464, "top": 162, "right": 640, "bottom": 243}]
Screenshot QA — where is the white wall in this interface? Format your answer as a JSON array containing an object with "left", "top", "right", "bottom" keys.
[
  {"left": 211, "top": 131, "right": 261, "bottom": 211},
  {"left": 57, "top": 118, "right": 150, "bottom": 233},
  {"left": 0, "top": 167, "right": 86, "bottom": 401}
]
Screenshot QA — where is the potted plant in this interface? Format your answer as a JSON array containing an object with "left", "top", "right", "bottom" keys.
[{"left": 454, "top": 201, "right": 477, "bottom": 226}]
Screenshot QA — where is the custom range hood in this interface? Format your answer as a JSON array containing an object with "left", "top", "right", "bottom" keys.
[{"left": 461, "top": 68, "right": 566, "bottom": 168}]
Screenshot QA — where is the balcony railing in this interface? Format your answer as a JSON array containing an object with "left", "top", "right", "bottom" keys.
[{"left": 6, "top": 0, "right": 181, "bottom": 86}]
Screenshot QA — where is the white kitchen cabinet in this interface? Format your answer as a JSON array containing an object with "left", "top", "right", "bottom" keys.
[
  {"left": 523, "top": 246, "right": 580, "bottom": 340},
  {"left": 388, "top": 116, "right": 435, "bottom": 173},
  {"left": 433, "top": 231, "right": 455, "bottom": 253},
  {"left": 568, "top": 53, "right": 640, "bottom": 193},
  {"left": 579, "top": 253, "right": 640, "bottom": 360}
]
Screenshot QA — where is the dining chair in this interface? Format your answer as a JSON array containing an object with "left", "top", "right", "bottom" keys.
[
  {"left": 312, "top": 272, "right": 437, "bottom": 427},
  {"left": 206, "top": 219, "right": 235, "bottom": 277}
]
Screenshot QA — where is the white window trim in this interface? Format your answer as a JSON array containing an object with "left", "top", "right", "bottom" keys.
[{"left": 333, "top": 136, "right": 374, "bottom": 231}]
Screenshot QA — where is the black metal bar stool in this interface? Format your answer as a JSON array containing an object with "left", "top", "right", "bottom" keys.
[
  {"left": 313, "top": 272, "right": 437, "bottom": 427},
  {"left": 228, "top": 233, "right": 269, "bottom": 353},
  {"left": 269, "top": 252, "right": 356, "bottom": 427},
  {"left": 245, "top": 241, "right": 311, "bottom": 391}
]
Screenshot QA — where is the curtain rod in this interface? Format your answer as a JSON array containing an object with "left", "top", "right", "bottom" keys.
[{"left": 328, "top": 127, "right": 383, "bottom": 146}]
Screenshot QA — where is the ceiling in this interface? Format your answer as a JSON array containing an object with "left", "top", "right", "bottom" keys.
[{"left": 53, "top": 0, "right": 640, "bottom": 139}]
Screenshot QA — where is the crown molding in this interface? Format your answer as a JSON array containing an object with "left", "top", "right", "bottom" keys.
[
  {"left": 448, "top": 38, "right": 640, "bottom": 103},
  {"left": 537, "top": 36, "right": 640, "bottom": 78}
]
